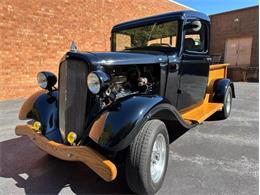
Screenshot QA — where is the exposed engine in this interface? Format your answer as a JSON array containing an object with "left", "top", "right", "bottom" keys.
[{"left": 102, "top": 65, "right": 160, "bottom": 105}]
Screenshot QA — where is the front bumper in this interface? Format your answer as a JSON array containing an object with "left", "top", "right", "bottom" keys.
[{"left": 15, "top": 125, "right": 117, "bottom": 182}]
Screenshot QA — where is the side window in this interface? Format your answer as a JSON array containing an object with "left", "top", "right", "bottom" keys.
[{"left": 184, "top": 21, "right": 207, "bottom": 52}]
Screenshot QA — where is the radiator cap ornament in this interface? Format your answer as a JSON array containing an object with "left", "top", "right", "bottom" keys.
[{"left": 70, "top": 41, "right": 78, "bottom": 52}]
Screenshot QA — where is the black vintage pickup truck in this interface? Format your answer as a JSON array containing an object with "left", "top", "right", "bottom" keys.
[{"left": 16, "top": 10, "right": 235, "bottom": 194}]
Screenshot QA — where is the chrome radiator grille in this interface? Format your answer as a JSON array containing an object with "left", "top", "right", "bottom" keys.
[{"left": 59, "top": 59, "right": 88, "bottom": 141}]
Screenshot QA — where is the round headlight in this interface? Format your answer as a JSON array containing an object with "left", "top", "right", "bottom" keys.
[
  {"left": 37, "top": 72, "right": 48, "bottom": 89},
  {"left": 37, "top": 71, "right": 57, "bottom": 90},
  {"left": 87, "top": 72, "right": 101, "bottom": 94}
]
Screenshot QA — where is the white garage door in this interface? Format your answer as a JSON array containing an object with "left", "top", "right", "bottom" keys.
[{"left": 224, "top": 37, "right": 253, "bottom": 67}]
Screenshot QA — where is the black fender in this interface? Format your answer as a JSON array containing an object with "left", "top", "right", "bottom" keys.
[
  {"left": 213, "top": 79, "right": 235, "bottom": 103},
  {"left": 29, "top": 91, "right": 62, "bottom": 143},
  {"left": 86, "top": 95, "right": 196, "bottom": 152}
]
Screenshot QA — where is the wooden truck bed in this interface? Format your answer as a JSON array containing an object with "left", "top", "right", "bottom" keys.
[{"left": 181, "top": 64, "right": 228, "bottom": 123}]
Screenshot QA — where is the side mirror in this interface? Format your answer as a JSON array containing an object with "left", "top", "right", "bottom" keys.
[{"left": 184, "top": 20, "right": 202, "bottom": 32}]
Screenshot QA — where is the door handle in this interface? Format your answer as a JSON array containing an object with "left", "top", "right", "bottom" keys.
[
  {"left": 170, "top": 63, "right": 179, "bottom": 71},
  {"left": 157, "top": 58, "right": 167, "bottom": 64},
  {"left": 206, "top": 57, "right": 212, "bottom": 62}
]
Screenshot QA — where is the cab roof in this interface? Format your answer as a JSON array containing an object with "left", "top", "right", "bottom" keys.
[{"left": 112, "top": 10, "right": 210, "bottom": 32}]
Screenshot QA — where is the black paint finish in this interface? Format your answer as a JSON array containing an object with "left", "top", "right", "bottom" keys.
[
  {"left": 62, "top": 51, "right": 168, "bottom": 68},
  {"left": 90, "top": 95, "right": 165, "bottom": 150},
  {"left": 213, "top": 79, "right": 235, "bottom": 103},
  {"left": 86, "top": 95, "right": 195, "bottom": 151},
  {"left": 31, "top": 91, "right": 61, "bottom": 143},
  {"left": 112, "top": 10, "right": 210, "bottom": 33},
  {"left": 177, "top": 54, "right": 210, "bottom": 110},
  {"left": 164, "top": 55, "right": 181, "bottom": 106},
  {"left": 24, "top": 10, "right": 235, "bottom": 153}
]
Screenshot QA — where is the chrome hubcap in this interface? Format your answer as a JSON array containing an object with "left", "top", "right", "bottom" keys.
[
  {"left": 150, "top": 133, "right": 167, "bottom": 183},
  {"left": 226, "top": 92, "right": 231, "bottom": 113}
]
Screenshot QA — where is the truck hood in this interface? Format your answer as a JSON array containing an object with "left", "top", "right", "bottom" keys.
[
  {"left": 67, "top": 51, "right": 171, "bottom": 66},
  {"left": 91, "top": 51, "right": 168, "bottom": 66}
]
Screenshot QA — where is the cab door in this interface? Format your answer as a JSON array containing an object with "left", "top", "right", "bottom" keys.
[{"left": 177, "top": 20, "right": 211, "bottom": 110}]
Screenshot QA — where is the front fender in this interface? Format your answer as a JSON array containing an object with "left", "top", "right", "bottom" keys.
[
  {"left": 19, "top": 90, "right": 46, "bottom": 120},
  {"left": 87, "top": 95, "right": 164, "bottom": 151},
  {"left": 25, "top": 91, "right": 61, "bottom": 143},
  {"left": 86, "top": 95, "right": 194, "bottom": 151}
]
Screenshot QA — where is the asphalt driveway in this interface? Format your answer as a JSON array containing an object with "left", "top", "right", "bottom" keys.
[{"left": 0, "top": 82, "right": 258, "bottom": 194}]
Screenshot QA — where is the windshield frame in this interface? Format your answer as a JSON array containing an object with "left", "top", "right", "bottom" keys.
[{"left": 111, "top": 19, "right": 182, "bottom": 52}]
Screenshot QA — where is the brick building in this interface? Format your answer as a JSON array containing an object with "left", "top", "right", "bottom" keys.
[
  {"left": 0, "top": 0, "right": 189, "bottom": 100},
  {"left": 210, "top": 6, "right": 259, "bottom": 81}
]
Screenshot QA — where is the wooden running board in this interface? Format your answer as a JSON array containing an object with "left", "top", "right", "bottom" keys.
[{"left": 181, "top": 102, "right": 223, "bottom": 123}]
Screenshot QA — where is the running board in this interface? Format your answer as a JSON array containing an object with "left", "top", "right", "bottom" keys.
[{"left": 181, "top": 102, "right": 223, "bottom": 123}]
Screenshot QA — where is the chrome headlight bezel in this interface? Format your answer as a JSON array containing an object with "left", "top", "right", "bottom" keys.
[
  {"left": 37, "top": 72, "right": 48, "bottom": 89},
  {"left": 87, "top": 72, "right": 101, "bottom": 94},
  {"left": 87, "top": 71, "right": 110, "bottom": 94},
  {"left": 37, "top": 71, "right": 57, "bottom": 90}
]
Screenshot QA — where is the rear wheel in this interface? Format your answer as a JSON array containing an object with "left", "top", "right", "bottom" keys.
[
  {"left": 217, "top": 86, "right": 232, "bottom": 119},
  {"left": 125, "top": 119, "right": 169, "bottom": 194}
]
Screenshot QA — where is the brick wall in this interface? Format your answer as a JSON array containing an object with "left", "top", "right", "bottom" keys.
[
  {"left": 0, "top": 0, "right": 187, "bottom": 100},
  {"left": 210, "top": 6, "right": 259, "bottom": 81}
]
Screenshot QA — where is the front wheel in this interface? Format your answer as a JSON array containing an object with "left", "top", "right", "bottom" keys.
[{"left": 125, "top": 119, "right": 169, "bottom": 194}]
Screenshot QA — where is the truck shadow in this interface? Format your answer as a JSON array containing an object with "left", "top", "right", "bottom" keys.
[{"left": 0, "top": 136, "right": 133, "bottom": 194}]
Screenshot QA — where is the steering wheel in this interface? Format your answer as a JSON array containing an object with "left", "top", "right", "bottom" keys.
[{"left": 149, "top": 43, "right": 171, "bottom": 47}]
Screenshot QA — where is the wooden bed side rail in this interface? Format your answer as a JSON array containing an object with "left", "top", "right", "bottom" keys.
[
  {"left": 15, "top": 125, "right": 117, "bottom": 182},
  {"left": 209, "top": 63, "right": 229, "bottom": 80},
  {"left": 207, "top": 64, "right": 229, "bottom": 96},
  {"left": 210, "top": 63, "right": 229, "bottom": 71}
]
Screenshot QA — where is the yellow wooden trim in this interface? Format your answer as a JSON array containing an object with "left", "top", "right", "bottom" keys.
[
  {"left": 203, "top": 93, "right": 210, "bottom": 103},
  {"left": 210, "top": 63, "right": 229, "bottom": 70},
  {"left": 180, "top": 93, "right": 210, "bottom": 114},
  {"left": 181, "top": 102, "right": 223, "bottom": 123},
  {"left": 15, "top": 125, "right": 117, "bottom": 182},
  {"left": 206, "top": 63, "right": 229, "bottom": 102},
  {"left": 183, "top": 119, "right": 193, "bottom": 125}
]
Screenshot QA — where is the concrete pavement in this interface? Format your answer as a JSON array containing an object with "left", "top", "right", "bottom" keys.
[{"left": 0, "top": 82, "right": 258, "bottom": 194}]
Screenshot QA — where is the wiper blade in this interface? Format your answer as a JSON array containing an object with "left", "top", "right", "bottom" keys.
[{"left": 124, "top": 47, "right": 143, "bottom": 50}]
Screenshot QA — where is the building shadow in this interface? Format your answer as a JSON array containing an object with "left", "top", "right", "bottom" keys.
[{"left": 0, "top": 136, "right": 132, "bottom": 194}]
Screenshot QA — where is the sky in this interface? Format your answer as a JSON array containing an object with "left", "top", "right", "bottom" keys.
[{"left": 173, "top": 0, "right": 259, "bottom": 15}]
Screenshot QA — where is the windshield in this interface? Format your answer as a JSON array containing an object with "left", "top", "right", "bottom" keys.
[{"left": 112, "top": 20, "right": 179, "bottom": 51}]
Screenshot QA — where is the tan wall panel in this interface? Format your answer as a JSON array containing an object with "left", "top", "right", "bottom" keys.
[
  {"left": 237, "top": 37, "right": 253, "bottom": 66},
  {"left": 225, "top": 37, "right": 253, "bottom": 67}
]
